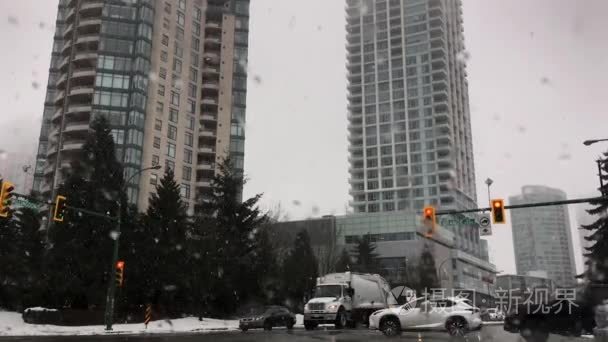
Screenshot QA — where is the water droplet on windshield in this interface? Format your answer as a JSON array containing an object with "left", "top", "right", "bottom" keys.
[
  {"left": 7, "top": 16, "right": 18, "bottom": 26},
  {"left": 31, "top": 81, "right": 40, "bottom": 89},
  {"left": 288, "top": 16, "right": 296, "bottom": 29}
]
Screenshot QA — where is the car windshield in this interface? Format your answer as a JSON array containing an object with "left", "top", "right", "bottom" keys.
[{"left": 314, "top": 285, "right": 342, "bottom": 298}]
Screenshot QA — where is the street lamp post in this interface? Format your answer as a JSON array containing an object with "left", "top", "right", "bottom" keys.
[
  {"left": 484, "top": 178, "right": 493, "bottom": 206},
  {"left": 104, "top": 165, "right": 161, "bottom": 331}
]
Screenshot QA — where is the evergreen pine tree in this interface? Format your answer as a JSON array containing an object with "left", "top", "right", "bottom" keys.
[
  {"left": 45, "top": 116, "right": 126, "bottom": 309},
  {"left": 13, "top": 207, "right": 46, "bottom": 308},
  {"left": 353, "top": 234, "right": 381, "bottom": 274},
  {"left": 0, "top": 210, "right": 20, "bottom": 309},
  {"left": 580, "top": 152, "right": 608, "bottom": 284},
  {"left": 141, "top": 169, "right": 190, "bottom": 316},
  {"left": 281, "top": 229, "right": 318, "bottom": 311},
  {"left": 194, "top": 158, "right": 268, "bottom": 314},
  {"left": 335, "top": 248, "right": 352, "bottom": 272}
]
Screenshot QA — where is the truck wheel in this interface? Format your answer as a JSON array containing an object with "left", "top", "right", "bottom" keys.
[
  {"left": 286, "top": 319, "right": 294, "bottom": 329},
  {"left": 380, "top": 316, "right": 401, "bottom": 337},
  {"left": 335, "top": 308, "right": 347, "bottom": 329},
  {"left": 304, "top": 321, "right": 317, "bottom": 330}
]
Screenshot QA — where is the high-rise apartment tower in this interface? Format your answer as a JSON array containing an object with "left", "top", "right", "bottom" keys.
[
  {"left": 346, "top": 0, "right": 477, "bottom": 214},
  {"left": 32, "top": 0, "right": 250, "bottom": 214}
]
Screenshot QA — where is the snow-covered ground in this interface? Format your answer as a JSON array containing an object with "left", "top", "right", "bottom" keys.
[{"left": 0, "top": 311, "right": 238, "bottom": 336}]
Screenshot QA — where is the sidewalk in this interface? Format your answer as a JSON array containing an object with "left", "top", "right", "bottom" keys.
[{"left": 0, "top": 311, "right": 238, "bottom": 336}]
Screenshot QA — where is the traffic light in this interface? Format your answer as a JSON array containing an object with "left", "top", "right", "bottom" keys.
[
  {"left": 491, "top": 199, "right": 506, "bottom": 224},
  {"left": 0, "top": 180, "right": 15, "bottom": 218},
  {"left": 53, "top": 195, "right": 67, "bottom": 222},
  {"left": 115, "top": 260, "right": 125, "bottom": 288},
  {"left": 422, "top": 205, "right": 436, "bottom": 237}
]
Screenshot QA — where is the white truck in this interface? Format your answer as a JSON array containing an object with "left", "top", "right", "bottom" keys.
[{"left": 303, "top": 272, "right": 399, "bottom": 329}]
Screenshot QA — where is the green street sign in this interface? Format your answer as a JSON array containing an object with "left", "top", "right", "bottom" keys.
[{"left": 14, "top": 197, "right": 41, "bottom": 211}]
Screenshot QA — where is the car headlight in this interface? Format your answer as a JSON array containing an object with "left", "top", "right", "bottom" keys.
[
  {"left": 255, "top": 316, "right": 265, "bottom": 320},
  {"left": 327, "top": 304, "right": 339, "bottom": 311}
]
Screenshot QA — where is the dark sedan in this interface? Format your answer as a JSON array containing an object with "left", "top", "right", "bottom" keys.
[
  {"left": 504, "top": 300, "right": 595, "bottom": 342},
  {"left": 239, "top": 306, "right": 296, "bottom": 331}
]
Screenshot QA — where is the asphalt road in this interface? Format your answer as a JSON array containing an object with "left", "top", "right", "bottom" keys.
[{"left": 0, "top": 325, "right": 593, "bottom": 342}]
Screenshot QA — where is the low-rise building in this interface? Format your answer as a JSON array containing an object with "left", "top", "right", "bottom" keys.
[{"left": 267, "top": 211, "right": 497, "bottom": 306}]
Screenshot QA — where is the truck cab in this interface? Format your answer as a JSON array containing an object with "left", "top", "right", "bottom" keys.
[
  {"left": 304, "top": 283, "right": 353, "bottom": 329},
  {"left": 303, "top": 272, "right": 396, "bottom": 330}
]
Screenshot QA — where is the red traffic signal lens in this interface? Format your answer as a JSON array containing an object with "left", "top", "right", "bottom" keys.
[{"left": 116, "top": 261, "right": 125, "bottom": 269}]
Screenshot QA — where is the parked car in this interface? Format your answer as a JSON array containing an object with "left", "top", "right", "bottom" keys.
[
  {"left": 369, "top": 296, "right": 482, "bottom": 337},
  {"left": 486, "top": 308, "right": 505, "bottom": 321},
  {"left": 239, "top": 306, "right": 296, "bottom": 332},
  {"left": 503, "top": 299, "right": 596, "bottom": 342}
]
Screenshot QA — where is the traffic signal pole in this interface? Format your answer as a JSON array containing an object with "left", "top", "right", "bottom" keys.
[
  {"left": 433, "top": 195, "right": 608, "bottom": 216},
  {"left": 104, "top": 199, "right": 121, "bottom": 331}
]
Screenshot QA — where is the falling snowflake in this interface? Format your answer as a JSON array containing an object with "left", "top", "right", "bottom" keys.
[
  {"left": 164, "top": 284, "right": 177, "bottom": 291},
  {"left": 109, "top": 231, "right": 120, "bottom": 240},
  {"left": 148, "top": 71, "right": 158, "bottom": 83},
  {"left": 456, "top": 50, "right": 470, "bottom": 63}
]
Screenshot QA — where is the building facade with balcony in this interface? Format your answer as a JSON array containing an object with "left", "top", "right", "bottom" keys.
[
  {"left": 345, "top": 0, "right": 479, "bottom": 261},
  {"left": 33, "top": 0, "right": 250, "bottom": 214}
]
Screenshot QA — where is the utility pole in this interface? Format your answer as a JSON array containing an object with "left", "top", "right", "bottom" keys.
[{"left": 104, "top": 165, "right": 160, "bottom": 331}]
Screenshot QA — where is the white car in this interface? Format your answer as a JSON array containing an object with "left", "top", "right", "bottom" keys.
[
  {"left": 369, "top": 297, "right": 482, "bottom": 337},
  {"left": 486, "top": 308, "right": 505, "bottom": 321}
]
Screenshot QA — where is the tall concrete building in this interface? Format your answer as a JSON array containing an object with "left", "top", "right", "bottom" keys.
[
  {"left": 32, "top": 0, "right": 250, "bottom": 214},
  {"left": 510, "top": 186, "right": 577, "bottom": 287},
  {"left": 346, "top": 0, "right": 477, "bottom": 215}
]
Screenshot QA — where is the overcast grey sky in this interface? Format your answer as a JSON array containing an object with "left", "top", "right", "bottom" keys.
[{"left": 1, "top": 0, "right": 607, "bottom": 275}]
